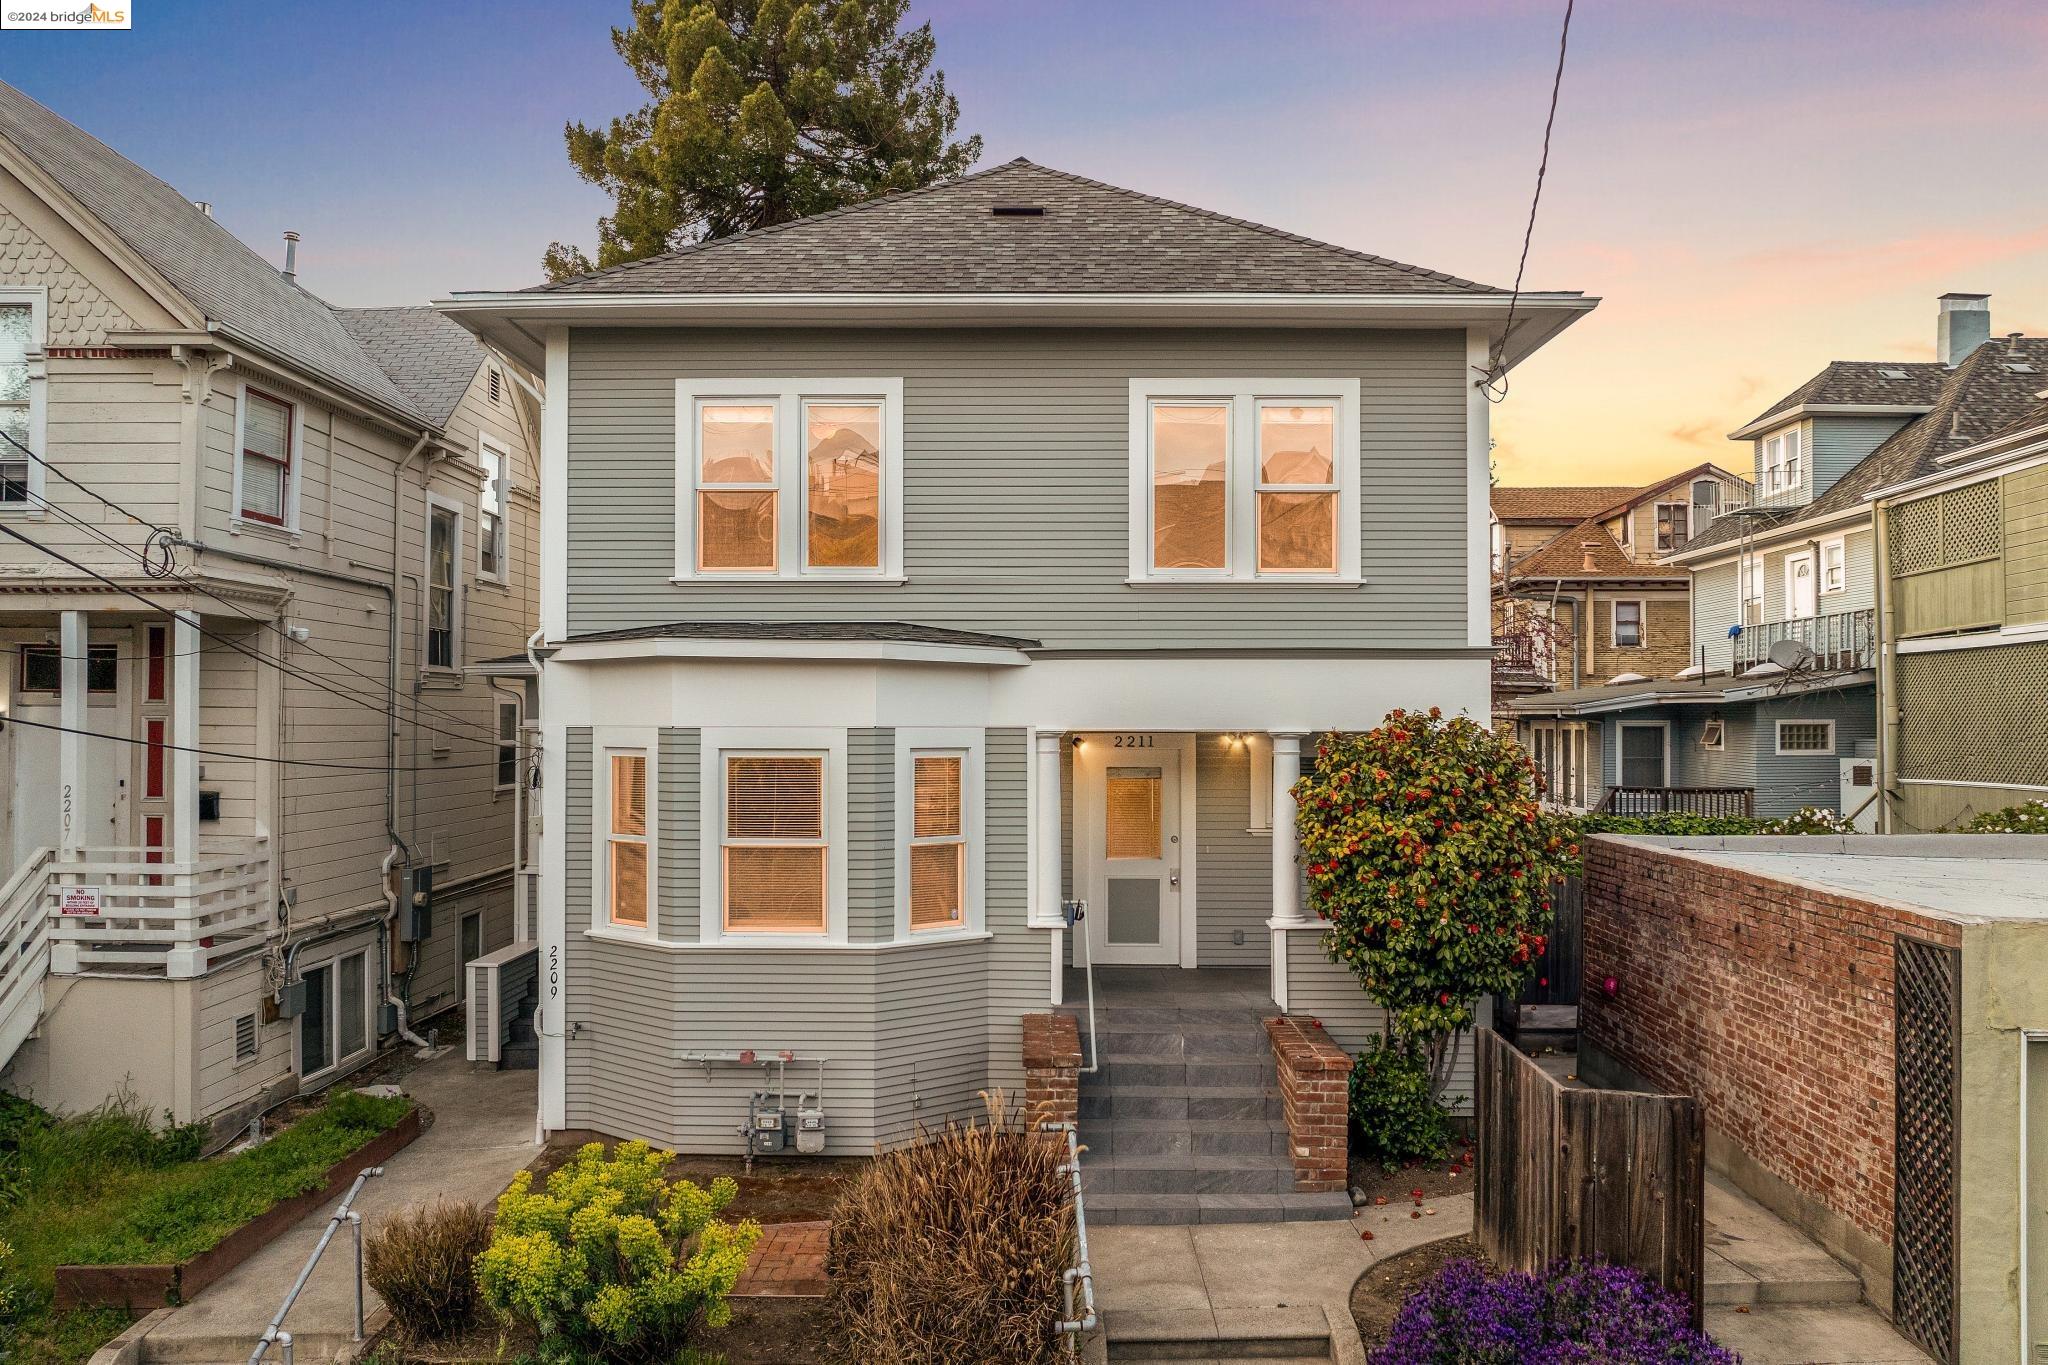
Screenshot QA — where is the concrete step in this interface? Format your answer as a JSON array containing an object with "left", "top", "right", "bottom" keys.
[
  {"left": 1103, "top": 1304, "right": 1334, "bottom": 1361},
  {"left": 1087, "top": 1028, "right": 1271, "bottom": 1059},
  {"left": 1079, "top": 1086, "right": 1283, "bottom": 1122},
  {"left": 1080, "top": 1118, "right": 1293, "bottom": 1158},
  {"left": 1090, "top": 1058, "right": 1274, "bottom": 1088},
  {"left": 1087, "top": 1191, "right": 1353, "bottom": 1226},
  {"left": 1083, "top": 1152, "right": 1295, "bottom": 1196}
]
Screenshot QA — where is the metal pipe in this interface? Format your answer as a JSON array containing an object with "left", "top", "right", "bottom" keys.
[
  {"left": 1066, "top": 901, "right": 1099, "bottom": 1075},
  {"left": 248, "top": 1166, "right": 382, "bottom": 1364},
  {"left": 1050, "top": 1123, "right": 1098, "bottom": 1337},
  {"left": 350, "top": 1210, "right": 365, "bottom": 1341}
]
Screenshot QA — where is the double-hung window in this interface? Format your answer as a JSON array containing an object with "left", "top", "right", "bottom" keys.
[
  {"left": 1821, "top": 539, "right": 1846, "bottom": 594},
  {"left": 721, "top": 754, "right": 828, "bottom": 933},
  {"left": 478, "top": 440, "right": 508, "bottom": 582},
  {"left": 677, "top": 379, "right": 902, "bottom": 580},
  {"left": 495, "top": 700, "right": 520, "bottom": 792},
  {"left": 908, "top": 753, "right": 966, "bottom": 932},
  {"left": 1131, "top": 380, "right": 1361, "bottom": 582},
  {"left": 1741, "top": 553, "right": 1765, "bottom": 623},
  {"left": 425, "top": 498, "right": 461, "bottom": 670},
  {"left": 1655, "top": 502, "right": 1689, "bottom": 552},
  {"left": 0, "top": 288, "right": 45, "bottom": 506},
  {"left": 1761, "top": 427, "right": 1802, "bottom": 497},
  {"left": 606, "top": 750, "right": 650, "bottom": 929},
  {"left": 1612, "top": 600, "right": 1644, "bottom": 648},
  {"left": 237, "top": 387, "right": 295, "bottom": 526}
]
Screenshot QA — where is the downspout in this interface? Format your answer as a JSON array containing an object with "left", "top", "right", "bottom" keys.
[
  {"left": 1874, "top": 504, "right": 1900, "bottom": 832},
  {"left": 384, "top": 434, "right": 432, "bottom": 1048}
]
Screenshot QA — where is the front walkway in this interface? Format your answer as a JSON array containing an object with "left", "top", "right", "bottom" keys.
[{"left": 127, "top": 1049, "right": 538, "bottom": 1363}]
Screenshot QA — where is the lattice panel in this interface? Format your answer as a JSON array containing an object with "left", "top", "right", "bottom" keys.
[
  {"left": 1897, "top": 640, "right": 2048, "bottom": 787},
  {"left": 1891, "top": 497, "right": 1943, "bottom": 575},
  {"left": 1939, "top": 481, "right": 2002, "bottom": 563},
  {"left": 1894, "top": 936, "right": 1959, "bottom": 1365}
]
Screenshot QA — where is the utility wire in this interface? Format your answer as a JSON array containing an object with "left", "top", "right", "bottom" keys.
[
  {"left": 1479, "top": 0, "right": 1575, "bottom": 403},
  {"left": 0, "top": 712, "right": 512, "bottom": 774},
  {"left": 0, "top": 429, "right": 509, "bottom": 746}
]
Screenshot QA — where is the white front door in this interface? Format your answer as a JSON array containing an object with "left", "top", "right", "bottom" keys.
[
  {"left": 1075, "top": 733, "right": 1189, "bottom": 966},
  {"left": 1785, "top": 553, "right": 1817, "bottom": 620},
  {"left": 8, "top": 631, "right": 131, "bottom": 858}
]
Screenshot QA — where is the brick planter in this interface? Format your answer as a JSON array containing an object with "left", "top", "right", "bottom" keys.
[
  {"left": 55, "top": 1104, "right": 425, "bottom": 1311},
  {"left": 1021, "top": 1012, "right": 1082, "bottom": 1126},
  {"left": 1265, "top": 1015, "right": 1351, "bottom": 1192}
]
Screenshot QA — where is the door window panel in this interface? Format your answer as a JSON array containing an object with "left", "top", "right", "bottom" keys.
[{"left": 1105, "top": 767, "right": 1163, "bottom": 860}]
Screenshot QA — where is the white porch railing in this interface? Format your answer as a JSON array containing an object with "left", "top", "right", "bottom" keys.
[
  {"left": 0, "top": 848, "right": 55, "bottom": 1068},
  {"left": 47, "top": 840, "right": 271, "bottom": 979}
]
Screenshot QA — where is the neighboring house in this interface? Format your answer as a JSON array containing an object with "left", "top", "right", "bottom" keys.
[
  {"left": 1489, "top": 462, "right": 1748, "bottom": 574},
  {"left": 1873, "top": 396, "right": 2048, "bottom": 831},
  {"left": 443, "top": 157, "right": 1594, "bottom": 1165},
  {"left": 0, "top": 82, "right": 541, "bottom": 1142},
  {"left": 1510, "top": 293, "right": 2045, "bottom": 823}
]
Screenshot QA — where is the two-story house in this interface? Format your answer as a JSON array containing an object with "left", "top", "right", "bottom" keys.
[
  {"left": 444, "top": 158, "right": 1592, "bottom": 1221},
  {"left": 0, "top": 82, "right": 541, "bottom": 1142},
  {"left": 1509, "top": 294, "right": 2044, "bottom": 823},
  {"left": 1873, "top": 393, "right": 2048, "bottom": 831}
]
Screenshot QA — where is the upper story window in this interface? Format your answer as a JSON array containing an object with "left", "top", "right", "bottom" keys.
[
  {"left": 478, "top": 439, "right": 508, "bottom": 582},
  {"left": 1740, "top": 553, "right": 1765, "bottom": 623},
  {"left": 0, "top": 288, "right": 46, "bottom": 507},
  {"left": 1611, "top": 599, "right": 1644, "bottom": 647},
  {"left": 425, "top": 497, "right": 462, "bottom": 670},
  {"left": 237, "top": 387, "right": 296, "bottom": 527},
  {"left": 495, "top": 699, "right": 520, "bottom": 793},
  {"left": 1821, "top": 538, "right": 1846, "bottom": 594},
  {"left": 1760, "top": 426, "right": 1802, "bottom": 497},
  {"left": 1128, "top": 380, "right": 1361, "bottom": 583},
  {"left": 1655, "top": 501, "right": 1689, "bottom": 552},
  {"left": 1691, "top": 478, "right": 1720, "bottom": 514},
  {"left": 675, "top": 379, "right": 903, "bottom": 581}
]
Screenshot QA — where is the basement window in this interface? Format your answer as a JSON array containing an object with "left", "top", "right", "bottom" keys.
[{"left": 1775, "top": 720, "right": 1836, "bottom": 755}]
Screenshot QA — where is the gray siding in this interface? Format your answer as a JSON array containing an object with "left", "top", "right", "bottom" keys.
[
  {"left": 1809, "top": 415, "right": 1912, "bottom": 502},
  {"left": 1692, "top": 561, "right": 1740, "bottom": 672},
  {"left": 1195, "top": 737, "right": 1270, "bottom": 967},
  {"left": 848, "top": 729, "right": 894, "bottom": 943},
  {"left": 1749, "top": 688, "right": 1876, "bottom": 819},
  {"left": 658, "top": 729, "right": 701, "bottom": 941},
  {"left": 983, "top": 729, "right": 1039, "bottom": 1102},
  {"left": 564, "top": 326, "right": 1472, "bottom": 649},
  {"left": 1285, "top": 931, "right": 1477, "bottom": 1111}
]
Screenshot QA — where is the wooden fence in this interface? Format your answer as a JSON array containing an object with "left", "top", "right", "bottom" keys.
[{"left": 1474, "top": 1028, "right": 1706, "bottom": 1321}]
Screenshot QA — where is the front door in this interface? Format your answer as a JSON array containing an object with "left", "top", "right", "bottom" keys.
[
  {"left": 1785, "top": 553, "right": 1817, "bottom": 619},
  {"left": 1076, "top": 734, "right": 1187, "bottom": 966}
]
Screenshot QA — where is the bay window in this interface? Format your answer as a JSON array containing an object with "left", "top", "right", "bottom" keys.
[
  {"left": 908, "top": 753, "right": 965, "bottom": 932},
  {"left": 721, "top": 754, "right": 828, "bottom": 933},
  {"left": 676, "top": 379, "right": 902, "bottom": 580},
  {"left": 1130, "top": 380, "right": 1360, "bottom": 582},
  {"left": 606, "top": 750, "right": 651, "bottom": 929}
]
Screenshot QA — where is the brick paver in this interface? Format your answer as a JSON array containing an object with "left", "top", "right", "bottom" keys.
[{"left": 731, "top": 1219, "right": 831, "bottom": 1297}]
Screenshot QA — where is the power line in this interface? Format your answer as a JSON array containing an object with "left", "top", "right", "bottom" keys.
[
  {"left": 2, "top": 430, "right": 509, "bottom": 746},
  {"left": 0, "top": 712, "right": 513, "bottom": 774},
  {"left": 1479, "top": 0, "right": 1575, "bottom": 403}
]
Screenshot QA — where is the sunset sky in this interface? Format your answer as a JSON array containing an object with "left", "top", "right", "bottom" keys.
[{"left": 3, "top": 0, "right": 2043, "bottom": 487}]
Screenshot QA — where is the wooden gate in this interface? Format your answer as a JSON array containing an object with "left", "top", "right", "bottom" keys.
[{"left": 1474, "top": 1028, "right": 1706, "bottom": 1321}]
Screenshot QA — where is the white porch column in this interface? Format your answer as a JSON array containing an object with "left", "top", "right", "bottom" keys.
[
  {"left": 58, "top": 611, "right": 85, "bottom": 859},
  {"left": 1268, "top": 729, "right": 1309, "bottom": 1010},
  {"left": 1035, "top": 729, "right": 1065, "bottom": 926},
  {"left": 171, "top": 610, "right": 200, "bottom": 864}
]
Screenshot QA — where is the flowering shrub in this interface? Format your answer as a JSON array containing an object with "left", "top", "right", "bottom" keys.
[
  {"left": 1371, "top": 1257, "right": 1737, "bottom": 1364},
  {"left": 1348, "top": 1036, "right": 1453, "bottom": 1164},
  {"left": 1761, "top": 806, "right": 1858, "bottom": 835},
  {"left": 1296, "top": 709, "right": 1579, "bottom": 1102},
  {"left": 474, "top": 1140, "right": 759, "bottom": 1364},
  {"left": 1961, "top": 799, "right": 2048, "bottom": 833}
]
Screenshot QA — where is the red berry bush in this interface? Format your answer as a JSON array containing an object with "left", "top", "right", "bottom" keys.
[{"left": 1296, "top": 708, "right": 1579, "bottom": 1098}]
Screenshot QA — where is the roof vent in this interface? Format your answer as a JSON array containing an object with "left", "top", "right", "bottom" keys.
[
  {"left": 1580, "top": 541, "right": 1599, "bottom": 571},
  {"left": 1878, "top": 367, "right": 1910, "bottom": 380},
  {"left": 991, "top": 204, "right": 1044, "bottom": 217},
  {"left": 281, "top": 230, "right": 300, "bottom": 283},
  {"left": 2003, "top": 361, "right": 2038, "bottom": 374},
  {"left": 193, "top": 200, "right": 212, "bottom": 218}
]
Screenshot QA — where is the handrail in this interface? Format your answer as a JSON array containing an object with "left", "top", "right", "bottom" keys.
[
  {"left": 1062, "top": 900, "right": 1098, "bottom": 1075},
  {"left": 248, "top": 1166, "right": 383, "bottom": 1364},
  {"left": 1047, "top": 1122, "right": 1098, "bottom": 1342}
]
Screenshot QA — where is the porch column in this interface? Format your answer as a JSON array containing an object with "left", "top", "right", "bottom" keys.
[
  {"left": 58, "top": 611, "right": 85, "bottom": 859},
  {"left": 172, "top": 610, "right": 200, "bottom": 864},
  {"left": 1270, "top": 731, "right": 1309, "bottom": 925},
  {"left": 1035, "top": 729, "right": 1064, "bottom": 927}
]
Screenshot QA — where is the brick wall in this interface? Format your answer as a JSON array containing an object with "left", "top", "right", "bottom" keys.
[
  {"left": 1589, "top": 593, "right": 1692, "bottom": 680},
  {"left": 1582, "top": 838, "right": 1960, "bottom": 1250},
  {"left": 1265, "top": 1015, "right": 1351, "bottom": 1192},
  {"left": 1021, "top": 1013, "right": 1081, "bottom": 1127}
]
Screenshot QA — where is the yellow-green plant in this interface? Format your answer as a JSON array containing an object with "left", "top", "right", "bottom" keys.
[{"left": 474, "top": 1140, "right": 759, "bottom": 1364}]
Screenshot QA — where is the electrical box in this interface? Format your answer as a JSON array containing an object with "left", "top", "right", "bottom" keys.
[
  {"left": 198, "top": 789, "right": 222, "bottom": 821},
  {"left": 278, "top": 979, "right": 307, "bottom": 1018},
  {"left": 400, "top": 865, "right": 434, "bottom": 942},
  {"left": 795, "top": 1103, "right": 827, "bottom": 1155}
]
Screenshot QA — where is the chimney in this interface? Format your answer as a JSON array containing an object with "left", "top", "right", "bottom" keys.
[
  {"left": 1937, "top": 293, "right": 1991, "bottom": 367},
  {"left": 281, "top": 230, "right": 300, "bottom": 283},
  {"left": 193, "top": 201, "right": 212, "bottom": 218},
  {"left": 1580, "top": 541, "right": 1599, "bottom": 572}
]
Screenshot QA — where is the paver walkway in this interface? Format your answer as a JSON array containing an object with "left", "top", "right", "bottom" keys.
[
  {"left": 730, "top": 1220, "right": 830, "bottom": 1297},
  {"left": 129, "top": 1050, "right": 538, "bottom": 1364}
]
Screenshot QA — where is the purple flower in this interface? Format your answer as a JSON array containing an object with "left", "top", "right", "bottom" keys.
[{"left": 1370, "top": 1258, "right": 1738, "bottom": 1365}]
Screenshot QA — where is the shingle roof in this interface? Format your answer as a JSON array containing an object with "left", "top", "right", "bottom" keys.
[
  {"left": 1691, "top": 337, "right": 2048, "bottom": 554},
  {"left": 1504, "top": 520, "right": 1687, "bottom": 580},
  {"left": 1740, "top": 361, "right": 1948, "bottom": 431},
  {"left": 533, "top": 159, "right": 1511, "bottom": 298},
  {"left": 331, "top": 306, "right": 488, "bottom": 428},
  {"left": 0, "top": 80, "right": 423, "bottom": 422},
  {"left": 1491, "top": 485, "right": 1642, "bottom": 523},
  {"left": 561, "top": 621, "right": 1043, "bottom": 650}
]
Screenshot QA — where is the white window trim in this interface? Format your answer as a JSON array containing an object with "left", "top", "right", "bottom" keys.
[
  {"left": 1691, "top": 478, "right": 1720, "bottom": 512},
  {"left": 477, "top": 433, "right": 511, "bottom": 585},
  {"left": 229, "top": 380, "right": 305, "bottom": 535},
  {"left": 1741, "top": 552, "right": 1766, "bottom": 619},
  {"left": 1783, "top": 550, "right": 1816, "bottom": 619},
  {"left": 1617, "top": 720, "right": 1670, "bottom": 786},
  {"left": 1245, "top": 732, "right": 1274, "bottom": 833},
  {"left": 1126, "top": 378, "right": 1363, "bottom": 584},
  {"left": 494, "top": 697, "right": 521, "bottom": 794},
  {"left": 0, "top": 285, "right": 48, "bottom": 515},
  {"left": 1820, "top": 537, "right": 1846, "bottom": 594},
  {"left": 423, "top": 492, "right": 465, "bottom": 672},
  {"left": 1610, "top": 598, "right": 1646, "bottom": 648},
  {"left": 1655, "top": 501, "right": 1689, "bottom": 551},
  {"left": 893, "top": 728, "right": 985, "bottom": 940},
  {"left": 699, "top": 726, "right": 849, "bottom": 945},
  {"left": 673, "top": 378, "right": 905, "bottom": 582},
  {"left": 1699, "top": 717, "right": 1726, "bottom": 751},
  {"left": 295, "top": 944, "right": 374, "bottom": 1084},
  {"left": 1775, "top": 718, "right": 1836, "bottom": 756},
  {"left": 594, "top": 728, "right": 658, "bottom": 938}
]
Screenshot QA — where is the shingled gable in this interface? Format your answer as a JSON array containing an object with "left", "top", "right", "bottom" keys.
[
  {"left": 1503, "top": 519, "right": 1687, "bottom": 580},
  {"left": 1491, "top": 485, "right": 1643, "bottom": 524},
  {"left": 526, "top": 158, "right": 1512, "bottom": 298}
]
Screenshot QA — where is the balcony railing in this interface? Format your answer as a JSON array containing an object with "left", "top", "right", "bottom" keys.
[
  {"left": 1734, "top": 608, "right": 1875, "bottom": 676},
  {"left": 1597, "top": 786, "right": 1755, "bottom": 818},
  {"left": 46, "top": 840, "right": 270, "bottom": 979}
]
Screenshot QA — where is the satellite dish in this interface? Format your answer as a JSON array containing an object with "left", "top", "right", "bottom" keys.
[{"left": 1767, "top": 638, "right": 1816, "bottom": 670}]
